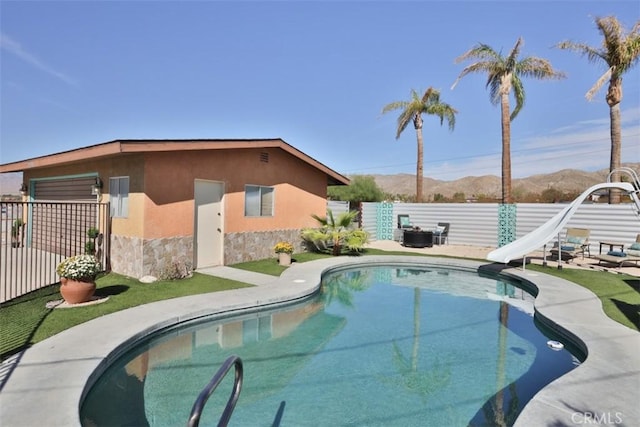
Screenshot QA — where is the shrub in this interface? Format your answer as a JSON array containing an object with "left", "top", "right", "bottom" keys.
[
  {"left": 87, "top": 227, "right": 100, "bottom": 239},
  {"left": 84, "top": 240, "right": 96, "bottom": 255},
  {"left": 301, "top": 209, "right": 368, "bottom": 255},
  {"left": 159, "top": 259, "right": 193, "bottom": 280}
]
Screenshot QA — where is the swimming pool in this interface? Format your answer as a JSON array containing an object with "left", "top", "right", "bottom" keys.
[{"left": 81, "top": 265, "right": 580, "bottom": 426}]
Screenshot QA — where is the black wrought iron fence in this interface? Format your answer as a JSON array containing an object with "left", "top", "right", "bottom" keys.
[{"left": 0, "top": 201, "right": 110, "bottom": 303}]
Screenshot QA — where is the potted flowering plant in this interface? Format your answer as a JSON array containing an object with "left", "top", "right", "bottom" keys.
[
  {"left": 56, "top": 254, "right": 102, "bottom": 304},
  {"left": 273, "top": 241, "right": 294, "bottom": 266},
  {"left": 274, "top": 241, "right": 294, "bottom": 254}
]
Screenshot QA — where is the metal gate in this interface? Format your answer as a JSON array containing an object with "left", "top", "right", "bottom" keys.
[{"left": 0, "top": 201, "right": 110, "bottom": 303}]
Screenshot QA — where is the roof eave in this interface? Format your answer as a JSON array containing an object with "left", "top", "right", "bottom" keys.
[
  {"left": 0, "top": 141, "right": 123, "bottom": 173},
  {"left": 0, "top": 138, "right": 350, "bottom": 185}
]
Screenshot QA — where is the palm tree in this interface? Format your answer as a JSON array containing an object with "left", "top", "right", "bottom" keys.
[
  {"left": 556, "top": 16, "right": 640, "bottom": 204},
  {"left": 387, "top": 287, "right": 451, "bottom": 400},
  {"left": 382, "top": 88, "right": 457, "bottom": 203},
  {"left": 452, "top": 38, "right": 565, "bottom": 204}
]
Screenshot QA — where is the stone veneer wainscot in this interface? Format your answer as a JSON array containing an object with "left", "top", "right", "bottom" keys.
[
  {"left": 110, "top": 234, "right": 193, "bottom": 278},
  {"left": 111, "top": 230, "right": 304, "bottom": 278}
]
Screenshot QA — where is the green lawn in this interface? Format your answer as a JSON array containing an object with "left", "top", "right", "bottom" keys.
[
  {"left": 1, "top": 250, "right": 638, "bottom": 361},
  {"left": 0, "top": 272, "right": 251, "bottom": 360},
  {"left": 231, "top": 251, "right": 334, "bottom": 276},
  {"left": 526, "top": 264, "right": 639, "bottom": 331}
]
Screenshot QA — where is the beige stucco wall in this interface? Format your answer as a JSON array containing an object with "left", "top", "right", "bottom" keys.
[
  {"left": 142, "top": 148, "right": 328, "bottom": 237},
  {"left": 23, "top": 148, "right": 330, "bottom": 239},
  {"left": 20, "top": 146, "right": 337, "bottom": 276}
]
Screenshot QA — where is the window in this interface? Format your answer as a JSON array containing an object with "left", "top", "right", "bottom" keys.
[
  {"left": 244, "top": 185, "right": 274, "bottom": 216},
  {"left": 109, "top": 177, "right": 129, "bottom": 218}
]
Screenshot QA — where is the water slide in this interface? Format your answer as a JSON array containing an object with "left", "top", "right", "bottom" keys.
[{"left": 487, "top": 181, "right": 640, "bottom": 264}]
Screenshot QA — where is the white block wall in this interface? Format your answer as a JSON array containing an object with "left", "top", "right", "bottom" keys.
[{"left": 361, "top": 202, "right": 640, "bottom": 252}]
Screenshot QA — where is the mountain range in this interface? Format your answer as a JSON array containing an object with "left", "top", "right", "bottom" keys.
[
  {"left": 364, "top": 163, "right": 640, "bottom": 200},
  {"left": 2, "top": 164, "right": 639, "bottom": 198}
]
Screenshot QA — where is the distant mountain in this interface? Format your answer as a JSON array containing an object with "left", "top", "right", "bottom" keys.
[
  {"left": 2, "top": 165, "right": 638, "bottom": 199},
  {"left": 365, "top": 163, "right": 640, "bottom": 200}
]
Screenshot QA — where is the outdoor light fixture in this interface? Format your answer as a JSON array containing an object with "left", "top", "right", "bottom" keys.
[
  {"left": 19, "top": 183, "right": 28, "bottom": 196},
  {"left": 91, "top": 177, "right": 103, "bottom": 196}
]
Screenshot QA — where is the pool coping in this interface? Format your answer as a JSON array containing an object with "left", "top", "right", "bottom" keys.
[{"left": 1, "top": 255, "right": 638, "bottom": 426}]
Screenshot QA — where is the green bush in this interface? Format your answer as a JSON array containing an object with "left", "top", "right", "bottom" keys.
[
  {"left": 301, "top": 209, "right": 368, "bottom": 255},
  {"left": 11, "top": 219, "right": 24, "bottom": 237}
]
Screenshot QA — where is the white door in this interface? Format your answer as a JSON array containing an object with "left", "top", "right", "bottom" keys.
[{"left": 194, "top": 180, "right": 224, "bottom": 268}]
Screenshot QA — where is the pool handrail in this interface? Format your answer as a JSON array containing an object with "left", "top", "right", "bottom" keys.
[{"left": 187, "top": 355, "right": 244, "bottom": 427}]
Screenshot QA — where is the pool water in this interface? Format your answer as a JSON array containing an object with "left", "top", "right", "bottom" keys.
[{"left": 81, "top": 266, "right": 580, "bottom": 426}]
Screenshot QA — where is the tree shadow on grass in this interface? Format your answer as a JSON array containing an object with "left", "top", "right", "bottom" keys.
[
  {"left": 611, "top": 298, "right": 639, "bottom": 330},
  {"left": 1, "top": 283, "right": 131, "bottom": 390},
  {"left": 623, "top": 278, "right": 639, "bottom": 294},
  {"left": 0, "top": 284, "right": 60, "bottom": 391}
]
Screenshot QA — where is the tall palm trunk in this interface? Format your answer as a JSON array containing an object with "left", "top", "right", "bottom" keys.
[
  {"left": 494, "top": 301, "right": 510, "bottom": 426},
  {"left": 414, "top": 115, "right": 424, "bottom": 203},
  {"left": 608, "top": 78, "right": 623, "bottom": 204},
  {"left": 411, "top": 287, "right": 421, "bottom": 371},
  {"left": 500, "top": 93, "right": 512, "bottom": 204}
]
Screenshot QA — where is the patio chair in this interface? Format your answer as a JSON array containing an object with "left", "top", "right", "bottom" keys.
[
  {"left": 395, "top": 214, "right": 413, "bottom": 243},
  {"left": 397, "top": 214, "right": 412, "bottom": 229},
  {"left": 596, "top": 234, "right": 640, "bottom": 268},
  {"left": 433, "top": 222, "right": 449, "bottom": 245},
  {"left": 549, "top": 228, "right": 591, "bottom": 262}
]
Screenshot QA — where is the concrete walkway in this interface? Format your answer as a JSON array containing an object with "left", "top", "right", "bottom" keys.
[
  {"left": 1, "top": 251, "right": 638, "bottom": 426},
  {"left": 368, "top": 239, "right": 640, "bottom": 276},
  {"left": 197, "top": 265, "right": 279, "bottom": 286}
]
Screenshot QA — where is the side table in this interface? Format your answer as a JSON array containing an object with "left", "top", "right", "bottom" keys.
[
  {"left": 403, "top": 230, "right": 434, "bottom": 248},
  {"left": 598, "top": 241, "right": 625, "bottom": 254}
]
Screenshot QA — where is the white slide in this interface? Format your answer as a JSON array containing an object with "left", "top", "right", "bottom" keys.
[{"left": 487, "top": 182, "right": 639, "bottom": 264}]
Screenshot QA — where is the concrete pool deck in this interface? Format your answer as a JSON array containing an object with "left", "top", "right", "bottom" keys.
[{"left": 1, "top": 250, "right": 638, "bottom": 426}]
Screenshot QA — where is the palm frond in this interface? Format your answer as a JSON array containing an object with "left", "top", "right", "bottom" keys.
[
  {"left": 505, "top": 37, "right": 524, "bottom": 70},
  {"left": 487, "top": 72, "right": 502, "bottom": 105},
  {"left": 597, "top": 16, "right": 624, "bottom": 62},
  {"left": 427, "top": 103, "right": 457, "bottom": 131},
  {"left": 556, "top": 40, "right": 607, "bottom": 64},
  {"left": 454, "top": 43, "right": 500, "bottom": 63},
  {"left": 381, "top": 101, "right": 409, "bottom": 114},
  {"left": 383, "top": 88, "right": 457, "bottom": 139},
  {"left": 421, "top": 87, "right": 435, "bottom": 104},
  {"left": 311, "top": 213, "right": 328, "bottom": 227},
  {"left": 396, "top": 109, "right": 415, "bottom": 139},
  {"left": 586, "top": 67, "right": 612, "bottom": 100},
  {"left": 557, "top": 16, "right": 640, "bottom": 83},
  {"left": 451, "top": 62, "right": 495, "bottom": 89},
  {"left": 510, "top": 76, "right": 525, "bottom": 120},
  {"left": 517, "top": 57, "right": 566, "bottom": 80},
  {"left": 335, "top": 210, "right": 357, "bottom": 228},
  {"left": 456, "top": 37, "right": 563, "bottom": 110}
]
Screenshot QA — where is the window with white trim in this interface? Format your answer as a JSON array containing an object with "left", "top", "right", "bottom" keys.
[
  {"left": 109, "top": 177, "right": 129, "bottom": 218},
  {"left": 244, "top": 185, "right": 274, "bottom": 216}
]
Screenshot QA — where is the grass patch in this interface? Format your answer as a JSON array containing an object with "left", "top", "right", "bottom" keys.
[
  {"left": 232, "top": 252, "right": 340, "bottom": 276},
  {"left": 0, "top": 272, "right": 250, "bottom": 360},
  {"left": 526, "top": 264, "right": 639, "bottom": 331}
]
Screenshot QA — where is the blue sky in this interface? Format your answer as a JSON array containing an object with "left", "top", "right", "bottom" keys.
[{"left": 1, "top": 0, "right": 639, "bottom": 181}]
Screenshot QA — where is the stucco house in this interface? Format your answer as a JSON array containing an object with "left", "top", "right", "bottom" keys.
[{"left": 0, "top": 139, "right": 349, "bottom": 278}]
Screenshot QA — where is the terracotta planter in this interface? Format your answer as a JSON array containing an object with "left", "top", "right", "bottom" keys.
[
  {"left": 60, "top": 278, "right": 96, "bottom": 304},
  {"left": 277, "top": 252, "right": 292, "bottom": 266}
]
